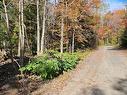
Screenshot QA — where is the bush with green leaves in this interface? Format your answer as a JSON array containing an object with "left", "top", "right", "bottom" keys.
[
  {"left": 20, "top": 51, "right": 80, "bottom": 80},
  {"left": 120, "top": 27, "right": 127, "bottom": 48}
]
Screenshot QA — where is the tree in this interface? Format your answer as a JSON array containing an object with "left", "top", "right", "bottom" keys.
[
  {"left": 60, "top": 14, "right": 64, "bottom": 53},
  {"left": 19, "top": 0, "right": 25, "bottom": 64},
  {"left": 41, "top": 0, "right": 47, "bottom": 54},
  {"left": 37, "top": 0, "right": 40, "bottom": 55},
  {"left": 18, "top": 0, "right": 21, "bottom": 56},
  {"left": 0, "top": 0, "right": 104, "bottom": 60},
  {"left": 120, "top": 6, "right": 127, "bottom": 47},
  {"left": 3, "top": 0, "right": 14, "bottom": 62}
]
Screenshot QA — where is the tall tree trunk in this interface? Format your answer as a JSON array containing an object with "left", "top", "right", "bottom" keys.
[
  {"left": 41, "top": 0, "right": 46, "bottom": 54},
  {"left": 72, "top": 30, "right": 75, "bottom": 53},
  {"left": 3, "top": 0, "right": 9, "bottom": 30},
  {"left": 3, "top": 0, "right": 14, "bottom": 63},
  {"left": 37, "top": 0, "right": 40, "bottom": 55},
  {"left": 18, "top": 0, "right": 22, "bottom": 57},
  {"left": 20, "top": 0, "right": 25, "bottom": 65},
  {"left": 24, "top": 25, "right": 31, "bottom": 55},
  {"left": 60, "top": 16, "right": 64, "bottom": 53}
]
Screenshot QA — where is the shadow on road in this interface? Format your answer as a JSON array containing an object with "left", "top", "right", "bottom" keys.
[
  {"left": 107, "top": 46, "right": 127, "bottom": 51},
  {"left": 81, "top": 87, "right": 105, "bottom": 95},
  {"left": 91, "top": 88, "right": 105, "bottom": 95},
  {"left": 113, "top": 77, "right": 127, "bottom": 95}
]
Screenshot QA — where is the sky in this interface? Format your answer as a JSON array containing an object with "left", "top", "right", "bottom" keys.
[
  {"left": 107, "top": 0, "right": 127, "bottom": 11},
  {"left": 49, "top": 0, "right": 127, "bottom": 11}
]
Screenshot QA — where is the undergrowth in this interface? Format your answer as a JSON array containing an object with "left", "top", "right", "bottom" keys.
[{"left": 20, "top": 50, "right": 90, "bottom": 80}]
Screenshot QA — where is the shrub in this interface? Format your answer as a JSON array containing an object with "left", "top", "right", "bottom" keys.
[
  {"left": 20, "top": 51, "right": 80, "bottom": 80},
  {"left": 120, "top": 28, "right": 127, "bottom": 48}
]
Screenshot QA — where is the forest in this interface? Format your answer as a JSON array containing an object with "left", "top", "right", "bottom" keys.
[{"left": 0, "top": 0, "right": 127, "bottom": 95}]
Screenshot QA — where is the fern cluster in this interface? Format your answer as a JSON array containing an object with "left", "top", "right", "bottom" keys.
[{"left": 20, "top": 51, "right": 79, "bottom": 80}]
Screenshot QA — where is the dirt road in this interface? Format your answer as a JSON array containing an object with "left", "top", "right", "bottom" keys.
[{"left": 33, "top": 46, "right": 127, "bottom": 95}]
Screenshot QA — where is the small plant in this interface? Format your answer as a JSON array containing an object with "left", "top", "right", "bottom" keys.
[{"left": 20, "top": 50, "right": 89, "bottom": 80}]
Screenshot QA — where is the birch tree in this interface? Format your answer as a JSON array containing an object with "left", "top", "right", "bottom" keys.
[
  {"left": 18, "top": 0, "right": 22, "bottom": 56},
  {"left": 37, "top": 0, "right": 40, "bottom": 55},
  {"left": 60, "top": 13, "right": 64, "bottom": 53},
  {"left": 72, "top": 30, "right": 75, "bottom": 53},
  {"left": 3, "top": 0, "right": 14, "bottom": 62},
  {"left": 41, "top": 0, "right": 47, "bottom": 54}
]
